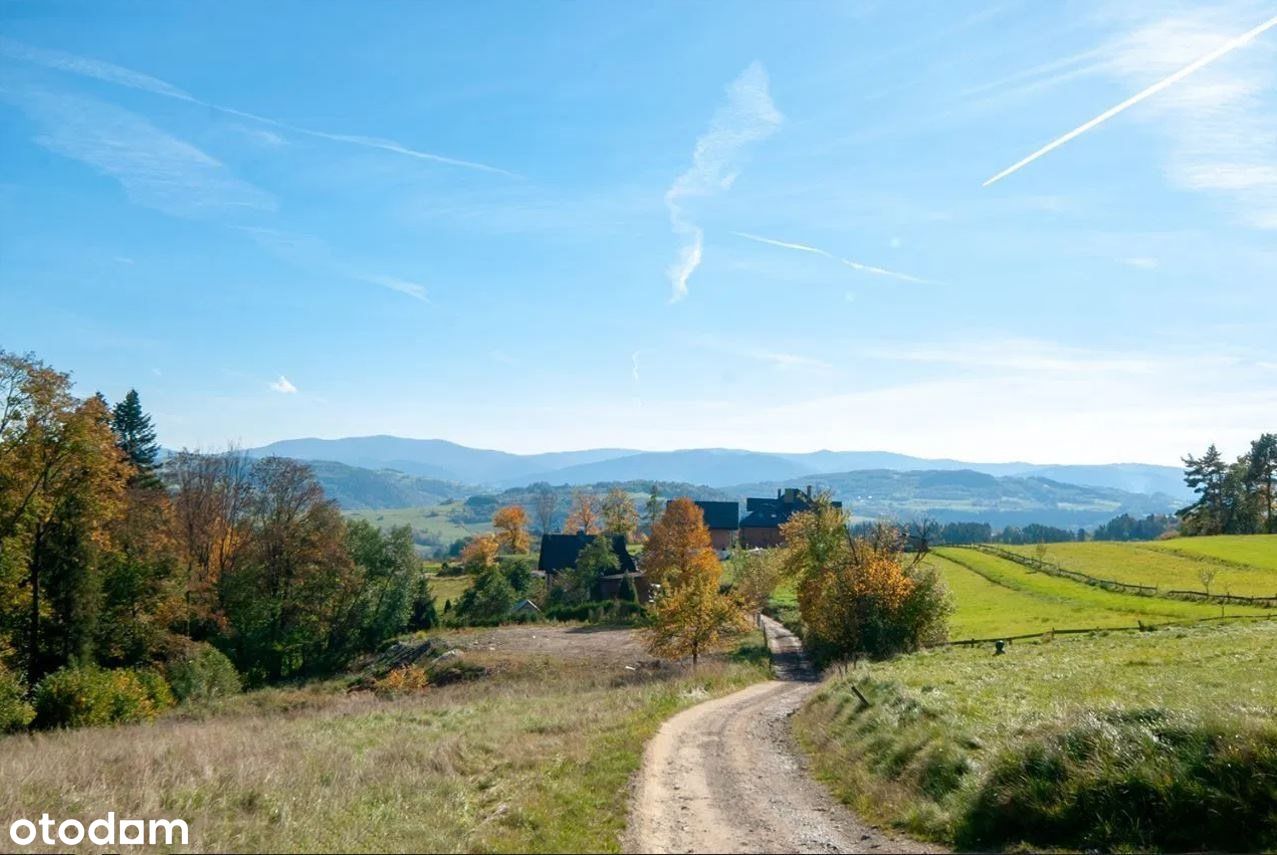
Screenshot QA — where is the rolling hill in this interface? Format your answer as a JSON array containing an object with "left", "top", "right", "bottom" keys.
[{"left": 246, "top": 435, "right": 1190, "bottom": 499}]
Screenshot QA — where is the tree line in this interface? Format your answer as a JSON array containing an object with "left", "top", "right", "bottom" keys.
[
  {"left": 1, "top": 351, "right": 435, "bottom": 731},
  {"left": 1178, "top": 434, "right": 1276, "bottom": 535}
]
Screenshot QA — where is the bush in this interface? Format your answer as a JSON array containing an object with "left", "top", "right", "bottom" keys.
[
  {"left": 34, "top": 666, "right": 174, "bottom": 729},
  {"left": 958, "top": 710, "right": 1277, "bottom": 852},
  {"left": 0, "top": 665, "right": 34, "bottom": 733},
  {"left": 372, "top": 664, "right": 429, "bottom": 698},
  {"left": 164, "top": 642, "right": 242, "bottom": 704}
]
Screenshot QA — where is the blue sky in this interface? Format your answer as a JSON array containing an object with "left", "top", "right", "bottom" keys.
[{"left": 1, "top": 0, "right": 1274, "bottom": 465}]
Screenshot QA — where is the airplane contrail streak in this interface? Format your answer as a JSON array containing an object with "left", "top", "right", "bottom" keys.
[{"left": 983, "top": 12, "right": 1277, "bottom": 187}]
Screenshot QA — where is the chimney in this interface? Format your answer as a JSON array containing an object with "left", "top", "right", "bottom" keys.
[
  {"left": 807, "top": 484, "right": 813, "bottom": 499},
  {"left": 777, "top": 488, "right": 782, "bottom": 499}
]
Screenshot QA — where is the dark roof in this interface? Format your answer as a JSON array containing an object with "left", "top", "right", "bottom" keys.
[
  {"left": 667, "top": 499, "right": 739, "bottom": 530},
  {"left": 537, "top": 533, "right": 638, "bottom": 575},
  {"left": 740, "top": 489, "right": 841, "bottom": 529}
]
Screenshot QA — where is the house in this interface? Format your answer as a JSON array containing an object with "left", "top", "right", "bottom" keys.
[
  {"left": 537, "top": 532, "right": 642, "bottom": 599},
  {"left": 668, "top": 499, "right": 740, "bottom": 551},
  {"left": 739, "top": 486, "right": 841, "bottom": 549}
]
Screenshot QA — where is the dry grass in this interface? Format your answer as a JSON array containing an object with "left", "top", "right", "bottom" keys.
[{"left": 0, "top": 628, "right": 769, "bottom": 853}]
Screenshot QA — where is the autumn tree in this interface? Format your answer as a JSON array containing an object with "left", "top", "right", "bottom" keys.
[
  {"left": 492, "top": 504, "right": 530, "bottom": 553},
  {"left": 781, "top": 495, "right": 949, "bottom": 665},
  {"left": 563, "top": 490, "right": 600, "bottom": 534},
  {"left": 643, "top": 556, "right": 747, "bottom": 667},
  {"left": 459, "top": 533, "right": 500, "bottom": 573},
  {"left": 0, "top": 353, "right": 130, "bottom": 684},
  {"left": 732, "top": 547, "right": 784, "bottom": 613},
  {"left": 641, "top": 497, "right": 718, "bottom": 589},
  {"left": 601, "top": 488, "right": 639, "bottom": 539}
]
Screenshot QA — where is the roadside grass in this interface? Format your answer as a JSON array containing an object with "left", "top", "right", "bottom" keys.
[
  {"left": 933, "top": 547, "right": 1268, "bottom": 625},
  {"left": 795, "top": 620, "right": 1277, "bottom": 852},
  {"left": 0, "top": 630, "right": 769, "bottom": 853},
  {"left": 1002, "top": 538, "right": 1277, "bottom": 597},
  {"left": 1145, "top": 533, "right": 1277, "bottom": 573}
]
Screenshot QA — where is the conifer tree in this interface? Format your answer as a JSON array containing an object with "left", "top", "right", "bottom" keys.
[{"left": 110, "top": 389, "right": 161, "bottom": 487}]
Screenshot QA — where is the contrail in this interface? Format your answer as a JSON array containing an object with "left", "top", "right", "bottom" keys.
[
  {"left": 983, "top": 12, "right": 1277, "bottom": 187},
  {"left": 733, "top": 231, "right": 935, "bottom": 284}
]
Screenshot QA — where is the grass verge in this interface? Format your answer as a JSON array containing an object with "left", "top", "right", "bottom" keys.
[{"left": 794, "top": 620, "right": 1277, "bottom": 852}]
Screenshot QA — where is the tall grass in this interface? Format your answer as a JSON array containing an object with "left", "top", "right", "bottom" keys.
[
  {"left": 795, "top": 620, "right": 1277, "bottom": 852},
  {"left": 0, "top": 636, "right": 768, "bottom": 853}
]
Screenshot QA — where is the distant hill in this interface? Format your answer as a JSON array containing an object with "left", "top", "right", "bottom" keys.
[
  {"left": 302, "top": 455, "right": 1179, "bottom": 529},
  {"left": 246, "top": 435, "right": 1190, "bottom": 501},
  {"left": 725, "top": 470, "right": 1180, "bottom": 529},
  {"left": 305, "top": 461, "right": 471, "bottom": 510}
]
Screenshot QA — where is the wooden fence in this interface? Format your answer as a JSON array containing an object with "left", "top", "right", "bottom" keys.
[{"left": 952, "top": 544, "right": 1276, "bottom": 609}]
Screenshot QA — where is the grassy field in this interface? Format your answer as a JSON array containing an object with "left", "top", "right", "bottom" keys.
[
  {"left": 933, "top": 547, "right": 1268, "bottom": 630},
  {"left": 0, "top": 626, "right": 769, "bottom": 853},
  {"left": 796, "top": 620, "right": 1277, "bottom": 852},
  {"left": 344, "top": 504, "right": 492, "bottom": 549},
  {"left": 1145, "top": 533, "right": 1277, "bottom": 572},
  {"left": 428, "top": 572, "right": 476, "bottom": 606},
  {"left": 1002, "top": 536, "right": 1277, "bottom": 598}
]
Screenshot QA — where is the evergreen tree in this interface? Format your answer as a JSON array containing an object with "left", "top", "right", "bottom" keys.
[
  {"left": 110, "top": 390, "right": 161, "bottom": 487},
  {"left": 644, "top": 484, "right": 662, "bottom": 536},
  {"left": 1179, "top": 444, "right": 1229, "bottom": 534},
  {"left": 1248, "top": 433, "right": 1277, "bottom": 534}
]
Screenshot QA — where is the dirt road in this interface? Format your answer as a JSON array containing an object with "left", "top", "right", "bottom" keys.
[{"left": 625, "top": 616, "right": 936, "bottom": 854}]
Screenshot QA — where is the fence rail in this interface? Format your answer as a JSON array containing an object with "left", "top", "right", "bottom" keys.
[{"left": 950, "top": 544, "right": 1276, "bottom": 609}]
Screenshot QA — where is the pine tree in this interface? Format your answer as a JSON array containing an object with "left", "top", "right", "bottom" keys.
[
  {"left": 110, "top": 390, "right": 161, "bottom": 487},
  {"left": 1248, "top": 433, "right": 1277, "bottom": 534},
  {"left": 1179, "top": 444, "right": 1229, "bottom": 534},
  {"left": 644, "top": 484, "right": 662, "bottom": 536}
]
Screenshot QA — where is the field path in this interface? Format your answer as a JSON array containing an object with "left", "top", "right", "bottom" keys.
[{"left": 624, "top": 616, "right": 938, "bottom": 854}]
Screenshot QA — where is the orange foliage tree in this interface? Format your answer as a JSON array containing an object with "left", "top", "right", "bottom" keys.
[
  {"left": 639, "top": 497, "right": 717, "bottom": 589},
  {"left": 563, "top": 490, "right": 600, "bottom": 534},
  {"left": 492, "top": 505, "right": 530, "bottom": 553},
  {"left": 459, "top": 533, "right": 500, "bottom": 573}
]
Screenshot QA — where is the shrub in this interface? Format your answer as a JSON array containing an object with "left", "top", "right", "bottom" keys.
[
  {"left": 0, "top": 665, "right": 34, "bottom": 733},
  {"left": 34, "top": 666, "right": 174, "bottom": 729},
  {"left": 164, "top": 642, "right": 242, "bottom": 704},
  {"left": 372, "top": 664, "right": 430, "bottom": 698},
  {"left": 958, "top": 710, "right": 1277, "bottom": 852}
]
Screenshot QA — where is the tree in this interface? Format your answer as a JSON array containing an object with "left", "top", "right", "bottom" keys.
[
  {"left": 454, "top": 567, "right": 516, "bottom": 623},
  {"left": 732, "top": 547, "right": 783, "bottom": 613},
  {"left": 644, "top": 484, "right": 662, "bottom": 536},
  {"left": 110, "top": 390, "right": 161, "bottom": 488},
  {"left": 643, "top": 565, "right": 747, "bottom": 667},
  {"left": 563, "top": 490, "right": 600, "bottom": 534},
  {"left": 601, "top": 488, "right": 639, "bottom": 539},
  {"left": 555, "top": 535, "right": 619, "bottom": 605},
  {"left": 641, "top": 497, "right": 718, "bottom": 589},
  {"left": 459, "top": 534, "right": 499, "bottom": 573},
  {"left": 492, "top": 505, "right": 530, "bottom": 553},
  {"left": 780, "top": 495, "right": 949, "bottom": 665},
  {"left": 0, "top": 354, "right": 129, "bottom": 685},
  {"left": 533, "top": 488, "right": 557, "bottom": 537},
  {"left": 1179, "top": 445, "right": 1229, "bottom": 534},
  {"left": 1247, "top": 433, "right": 1277, "bottom": 534}
]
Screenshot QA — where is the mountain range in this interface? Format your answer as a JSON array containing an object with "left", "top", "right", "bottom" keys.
[{"left": 249, "top": 435, "right": 1190, "bottom": 500}]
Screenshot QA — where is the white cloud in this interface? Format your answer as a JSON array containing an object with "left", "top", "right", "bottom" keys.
[
  {"left": 239, "top": 227, "right": 430, "bottom": 304},
  {"left": 0, "top": 36, "right": 513, "bottom": 176},
  {"left": 358, "top": 273, "right": 428, "bottom": 302},
  {"left": 1120, "top": 256, "right": 1160, "bottom": 269},
  {"left": 665, "top": 62, "right": 782, "bottom": 301},
  {"left": 631, "top": 351, "right": 641, "bottom": 383},
  {"left": 1, "top": 86, "right": 275, "bottom": 218},
  {"left": 269, "top": 375, "right": 298, "bottom": 394}
]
